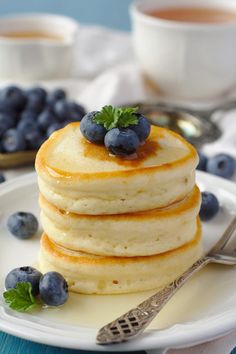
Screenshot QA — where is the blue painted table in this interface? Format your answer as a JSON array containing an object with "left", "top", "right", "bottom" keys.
[{"left": 0, "top": 331, "right": 146, "bottom": 354}]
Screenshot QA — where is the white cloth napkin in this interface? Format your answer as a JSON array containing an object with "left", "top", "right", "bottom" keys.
[{"left": 2, "top": 25, "right": 236, "bottom": 354}]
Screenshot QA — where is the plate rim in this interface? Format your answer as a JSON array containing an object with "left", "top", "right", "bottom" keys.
[{"left": 1, "top": 171, "right": 236, "bottom": 351}]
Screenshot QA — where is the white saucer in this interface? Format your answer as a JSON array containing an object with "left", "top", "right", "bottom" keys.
[{"left": 0, "top": 171, "right": 236, "bottom": 352}]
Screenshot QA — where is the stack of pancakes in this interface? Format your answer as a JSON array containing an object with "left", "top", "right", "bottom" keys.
[{"left": 36, "top": 123, "right": 202, "bottom": 294}]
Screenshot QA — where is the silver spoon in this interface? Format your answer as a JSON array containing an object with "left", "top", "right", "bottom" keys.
[{"left": 97, "top": 216, "right": 236, "bottom": 345}]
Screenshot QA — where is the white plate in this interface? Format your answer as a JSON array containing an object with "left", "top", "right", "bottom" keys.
[{"left": 0, "top": 171, "right": 236, "bottom": 352}]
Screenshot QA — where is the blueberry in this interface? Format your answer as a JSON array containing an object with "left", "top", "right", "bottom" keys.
[
  {"left": 61, "top": 120, "right": 73, "bottom": 127},
  {"left": 0, "top": 174, "right": 5, "bottom": 183},
  {"left": 105, "top": 128, "right": 140, "bottom": 156},
  {"left": 2, "top": 129, "right": 26, "bottom": 152},
  {"left": 25, "top": 95, "right": 45, "bottom": 114},
  {"left": 0, "top": 86, "right": 26, "bottom": 112},
  {"left": 26, "top": 87, "right": 47, "bottom": 102},
  {"left": 47, "top": 89, "right": 66, "bottom": 108},
  {"left": 199, "top": 192, "right": 220, "bottom": 221},
  {"left": 46, "top": 122, "right": 63, "bottom": 137},
  {"left": 53, "top": 100, "right": 69, "bottom": 121},
  {"left": 54, "top": 100, "right": 86, "bottom": 122},
  {"left": 38, "top": 110, "right": 57, "bottom": 131},
  {"left": 39, "top": 272, "right": 68, "bottom": 306},
  {"left": 129, "top": 114, "right": 151, "bottom": 142},
  {"left": 68, "top": 102, "right": 86, "bottom": 121},
  {"left": 17, "top": 119, "right": 38, "bottom": 135},
  {"left": 25, "top": 87, "right": 47, "bottom": 114},
  {"left": 21, "top": 110, "right": 38, "bottom": 121},
  {"left": 25, "top": 130, "right": 46, "bottom": 150},
  {"left": 5, "top": 266, "right": 42, "bottom": 296},
  {"left": 7, "top": 212, "right": 39, "bottom": 239},
  {"left": 197, "top": 151, "right": 208, "bottom": 171},
  {"left": 206, "top": 153, "right": 236, "bottom": 179},
  {"left": 0, "top": 120, "right": 9, "bottom": 138},
  {"left": 80, "top": 111, "right": 107, "bottom": 144},
  {"left": 0, "top": 112, "right": 16, "bottom": 133}
]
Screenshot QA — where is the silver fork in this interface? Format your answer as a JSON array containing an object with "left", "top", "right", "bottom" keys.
[{"left": 96, "top": 216, "right": 236, "bottom": 345}]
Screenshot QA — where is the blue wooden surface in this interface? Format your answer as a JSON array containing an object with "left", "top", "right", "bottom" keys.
[
  {"left": 0, "top": 331, "right": 145, "bottom": 354},
  {"left": 0, "top": 0, "right": 133, "bottom": 31}
]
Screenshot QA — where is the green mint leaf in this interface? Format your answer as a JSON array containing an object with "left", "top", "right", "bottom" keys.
[
  {"left": 93, "top": 105, "right": 118, "bottom": 130},
  {"left": 116, "top": 107, "right": 139, "bottom": 128},
  {"left": 93, "top": 105, "right": 139, "bottom": 130},
  {"left": 3, "top": 282, "right": 39, "bottom": 312}
]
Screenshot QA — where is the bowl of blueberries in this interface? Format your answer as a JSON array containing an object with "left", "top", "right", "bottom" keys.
[{"left": 0, "top": 85, "right": 86, "bottom": 168}]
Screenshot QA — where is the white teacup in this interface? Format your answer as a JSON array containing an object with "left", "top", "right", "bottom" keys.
[
  {"left": 0, "top": 14, "right": 79, "bottom": 80},
  {"left": 130, "top": 0, "right": 236, "bottom": 100}
]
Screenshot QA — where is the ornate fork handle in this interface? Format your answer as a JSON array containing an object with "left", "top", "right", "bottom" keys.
[{"left": 96, "top": 256, "right": 210, "bottom": 345}]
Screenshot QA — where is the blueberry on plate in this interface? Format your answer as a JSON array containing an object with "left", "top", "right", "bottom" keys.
[
  {"left": 0, "top": 86, "right": 26, "bottom": 112},
  {"left": 129, "top": 114, "right": 151, "bottom": 142},
  {"left": 0, "top": 174, "right": 6, "bottom": 183},
  {"left": 5, "top": 266, "right": 42, "bottom": 296},
  {"left": 199, "top": 192, "right": 220, "bottom": 221},
  {"left": 54, "top": 100, "right": 86, "bottom": 122},
  {"left": 105, "top": 128, "right": 140, "bottom": 156},
  {"left": 80, "top": 111, "right": 107, "bottom": 144},
  {"left": 39, "top": 271, "right": 68, "bottom": 306},
  {"left": 2, "top": 129, "right": 26, "bottom": 153},
  {"left": 46, "top": 122, "right": 63, "bottom": 138},
  {"left": 7, "top": 212, "right": 39, "bottom": 239},
  {"left": 37, "top": 110, "right": 57, "bottom": 131},
  {"left": 25, "top": 130, "right": 46, "bottom": 150},
  {"left": 197, "top": 151, "right": 208, "bottom": 171},
  {"left": 206, "top": 153, "right": 235, "bottom": 179}
]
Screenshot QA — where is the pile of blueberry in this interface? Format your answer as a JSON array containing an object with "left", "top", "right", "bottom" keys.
[
  {"left": 80, "top": 106, "right": 151, "bottom": 157},
  {"left": 0, "top": 85, "right": 86, "bottom": 153},
  {"left": 197, "top": 151, "right": 235, "bottom": 180},
  {"left": 5, "top": 267, "right": 68, "bottom": 307}
]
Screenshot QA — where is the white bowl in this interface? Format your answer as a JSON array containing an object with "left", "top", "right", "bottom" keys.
[
  {"left": 0, "top": 13, "right": 79, "bottom": 80},
  {"left": 130, "top": 0, "right": 236, "bottom": 100}
]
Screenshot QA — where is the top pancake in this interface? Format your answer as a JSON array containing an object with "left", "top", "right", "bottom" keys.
[
  {"left": 36, "top": 123, "right": 196, "bottom": 174},
  {"left": 36, "top": 123, "right": 198, "bottom": 215}
]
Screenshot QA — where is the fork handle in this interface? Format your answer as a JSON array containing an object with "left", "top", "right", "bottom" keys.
[{"left": 97, "top": 256, "right": 210, "bottom": 345}]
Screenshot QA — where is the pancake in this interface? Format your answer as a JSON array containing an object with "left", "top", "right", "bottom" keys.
[
  {"left": 38, "top": 219, "right": 202, "bottom": 294},
  {"left": 35, "top": 123, "right": 198, "bottom": 215},
  {"left": 39, "top": 186, "right": 201, "bottom": 256}
]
